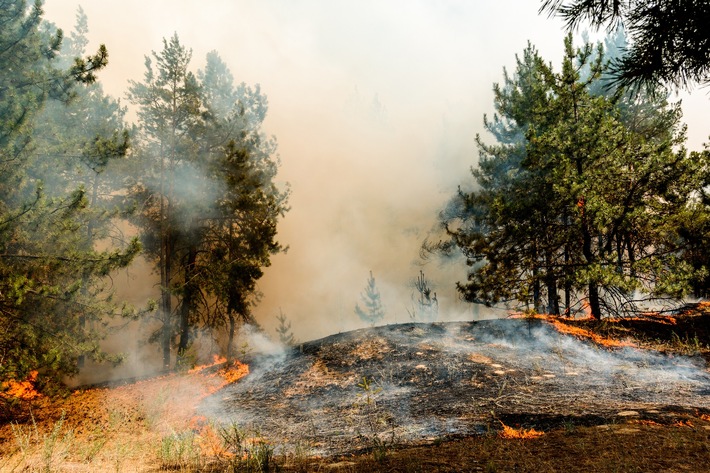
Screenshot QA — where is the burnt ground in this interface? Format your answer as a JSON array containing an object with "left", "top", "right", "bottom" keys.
[
  {"left": 2, "top": 314, "right": 710, "bottom": 472},
  {"left": 201, "top": 318, "right": 710, "bottom": 458}
]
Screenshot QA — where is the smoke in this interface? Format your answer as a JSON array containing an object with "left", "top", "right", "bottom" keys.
[
  {"left": 38, "top": 0, "right": 710, "bottom": 382},
  {"left": 238, "top": 324, "right": 286, "bottom": 359},
  {"left": 459, "top": 320, "right": 709, "bottom": 386}
]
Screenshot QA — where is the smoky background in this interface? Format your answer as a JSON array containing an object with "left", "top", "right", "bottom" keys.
[{"left": 38, "top": 0, "right": 709, "bottom": 383}]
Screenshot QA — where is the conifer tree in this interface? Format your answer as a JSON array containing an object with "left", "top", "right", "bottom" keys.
[
  {"left": 409, "top": 270, "right": 438, "bottom": 322},
  {"left": 437, "top": 34, "right": 707, "bottom": 319},
  {"left": 275, "top": 309, "right": 296, "bottom": 346},
  {"left": 541, "top": 0, "right": 710, "bottom": 89},
  {"left": 355, "top": 271, "right": 385, "bottom": 326},
  {"left": 127, "top": 33, "right": 202, "bottom": 368},
  {"left": 128, "top": 37, "right": 288, "bottom": 366},
  {"left": 0, "top": 1, "right": 138, "bottom": 388}
]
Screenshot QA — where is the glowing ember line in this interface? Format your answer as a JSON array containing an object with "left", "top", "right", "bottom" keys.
[{"left": 513, "top": 314, "right": 637, "bottom": 348}]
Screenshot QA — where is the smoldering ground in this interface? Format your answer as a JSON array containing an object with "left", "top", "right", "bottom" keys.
[{"left": 199, "top": 319, "right": 710, "bottom": 456}]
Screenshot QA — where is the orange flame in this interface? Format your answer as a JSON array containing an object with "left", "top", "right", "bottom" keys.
[
  {"left": 194, "top": 359, "right": 250, "bottom": 398},
  {"left": 188, "top": 416, "right": 236, "bottom": 458},
  {"left": 673, "top": 420, "right": 694, "bottom": 428},
  {"left": 0, "top": 370, "right": 41, "bottom": 400},
  {"left": 580, "top": 300, "right": 592, "bottom": 318},
  {"left": 220, "top": 362, "right": 250, "bottom": 385},
  {"left": 631, "top": 419, "right": 661, "bottom": 426},
  {"left": 189, "top": 354, "right": 228, "bottom": 373},
  {"left": 639, "top": 312, "right": 677, "bottom": 325},
  {"left": 499, "top": 421, "right": 544, "bottom": 439}
]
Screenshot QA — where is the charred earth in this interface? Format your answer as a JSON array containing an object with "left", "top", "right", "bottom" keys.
[{"left": 202, "top": 318, "right": 710, "bottom": 457}]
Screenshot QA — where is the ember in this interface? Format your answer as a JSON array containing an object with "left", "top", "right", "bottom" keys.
[
  {"left": 631, "top": 419, "right": 661, "bottom": 426},
  {"left": 518, "top": 314, "right": 637, "bottom": 348},
  {"left": 218, "top": 361, "right": 250, "bottom": 386},
  {"left": 674, "top": 420, "right": 694, "bottom": 428}
]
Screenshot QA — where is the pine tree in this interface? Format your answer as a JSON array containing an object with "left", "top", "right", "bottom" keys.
[
  {"left": 275, "top": 309, "right": 295, "bottom": 346},
  {"left": 198, "top": 51, "right": 288, "bottom": 359},
  {"left": 438, "top": 33, "right": 707, "bottom": 319},
  {"left": 541, "top": 0, "right": 710, "bottom": 89},
  {"left": 409, "top": 270, "right": 438, "bottom": 322},
  {"left": 0, "top": 1, "right": 138, "bottom": 389},
  {"left": 127, "top": 34, "right": 204, "bottom": 368},
  {"left": 355, "top": 271, "right": 385, "bottom": 326},
  {"left": 127, "top": 37, "right": 288, "bottom": 366}
]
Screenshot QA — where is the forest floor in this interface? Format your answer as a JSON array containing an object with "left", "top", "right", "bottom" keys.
[{"left": 1, "top": 304, "right": 710, "bottom": 472}]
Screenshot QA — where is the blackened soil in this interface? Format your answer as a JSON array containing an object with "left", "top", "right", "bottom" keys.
[{"left": 201, "top": 319, "right": 710, "bottom": 456}]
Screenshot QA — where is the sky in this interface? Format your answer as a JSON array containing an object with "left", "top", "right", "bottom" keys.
[{"left": 42, "top": 0, "right": 710, "bottom": 344}]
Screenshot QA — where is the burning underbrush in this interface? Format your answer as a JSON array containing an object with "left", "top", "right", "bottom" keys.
[{"left": 0, "top": 356, "right": 249, "bottom": 471}]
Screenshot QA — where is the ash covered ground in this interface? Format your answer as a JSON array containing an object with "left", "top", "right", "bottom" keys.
[{"left": 199, "top": 319, "right": 710, "bottom": 456}]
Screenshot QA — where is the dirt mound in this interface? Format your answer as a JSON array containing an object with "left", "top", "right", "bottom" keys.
[{"left": 201, "top": 319, "right": 710, "bottom": 456}]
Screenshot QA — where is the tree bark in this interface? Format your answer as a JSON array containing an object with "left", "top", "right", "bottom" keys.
[
  {"left": 177, "top": 243, "right": 197, "bottom": 364},
  {"left": 581, "top": 221, "right": 602, "bottom": 318},
  {"left": 227, "top": 310, "right": 236, "bottom": 361}
]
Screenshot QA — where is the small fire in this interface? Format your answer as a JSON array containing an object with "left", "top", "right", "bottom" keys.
[
  {"left": 499, "top": 421, "right": 544, "bottom": 439},
  {"left": 631, "top": 419, "right": 661, "bottom": 426},
  {"left": 580, "top": 300, "right": 592, "bottom": 318},
  {"left": 188, "top": 416, "right": 234, "bottom": 458},
  {"left": 639, "top": 312, "right": 677, "bottom": 325},
  {"left": 189, "top": 354, "right": 228, "bottom": 373},
  {"left": 186, "top": 354, "right": 249, "bottom": 394},
  {"left": 220, "top": 361, "right": 250, "bottom": 385},
  {"left": 0, "top": 370, "right": 41, "bottom": 400},
  {"left": 673, "top": 420, "right": 694, "bottom": 428},
  {"left": 193, "top": 359, "right": 250, "bottom": 398}
]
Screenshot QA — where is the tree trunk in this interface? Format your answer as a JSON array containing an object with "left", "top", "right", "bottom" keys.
[
  {"left": 78, "top": 171, "right": 102, "bottom": 369},
  {"left": 546, "top": 275, "right": 559, "bottom": 315},
  {"left": 588, "top": 281, "right": 601, "bottom": 319},
  {"left": 582, "top": 228, "right": 602, "bottom": 319},
  {"left": 532, "top": 242, "right": 541, "bottom": 313},
  {"left": 545, "top": 248, "right": 559, "bottom": 315},
  {"left": 177, "top": 243, "right": 197, "bottom": 364},
  {"left": 227, "top": 310, "right": 236, "bottom": 361},
  {"left": 160, "top": 230, "right": 172, "bottom": 369},
  {"left": 580, "top": 198, "right": 602, "bottom": 319}
]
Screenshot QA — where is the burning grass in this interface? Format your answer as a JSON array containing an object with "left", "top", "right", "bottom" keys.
[
  {"left": 1, "top": 309, "right": 710, "bottom": 471},
  {"left": 498, "top": 421, "right": 545, "bottom": 439},
  {"left": 0, "top": 356, "right": 249, "bottom": 472},
  {"left": 512, "top": 313, "right": 638, "bottom": 349}
]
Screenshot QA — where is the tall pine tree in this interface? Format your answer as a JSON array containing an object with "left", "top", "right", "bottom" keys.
[
  {"left": 127, "top": 36, "right": 288, "bottom": 367},
  {"left": 0, "top": 1, "right": 138, "bottom": 389}
]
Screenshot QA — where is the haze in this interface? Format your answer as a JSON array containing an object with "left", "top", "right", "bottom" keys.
[{"left": 43, "top": 0, "right": 709, "bottom": 341}]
